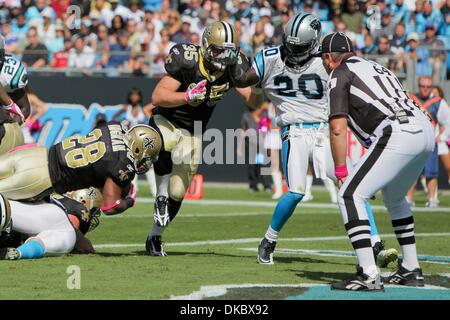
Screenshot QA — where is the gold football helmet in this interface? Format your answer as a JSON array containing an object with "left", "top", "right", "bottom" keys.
[
  {"left": 0, "top": 193, "right": 11, "bottom": 233},
  {"left": 67, "top": 187, "right": 103, "bottom": 211},
  {"left": 201, "top": 21, "right": 239, "bottom": 71},
  {"left": 125, "top": 124, "right": 162, "bottom": 175}
]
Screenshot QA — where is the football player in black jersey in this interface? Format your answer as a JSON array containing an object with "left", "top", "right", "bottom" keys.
[
  {"left": 0, "top": 122, "right": 161, "bottom": 216},
  {"left": 145, "top": 21, "right": 264, "bottom": 256}
]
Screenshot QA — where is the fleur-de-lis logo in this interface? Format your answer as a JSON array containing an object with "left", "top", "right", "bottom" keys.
[{"left": 143, "top": 137, "right": 155, "bottom": 149}]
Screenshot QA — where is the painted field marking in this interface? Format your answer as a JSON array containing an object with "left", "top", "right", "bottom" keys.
[
  {"left": 170, "top": 282, "right": 449, "bottom": 300},
  {"left": 239, "top": 247, "right": 450, "bottom": 264},
  {"left": 94, "top": 232, "right": 450, "bottom": 249},
  {"left": 136, "top": 197, "right": 450, "bottom": 213}
]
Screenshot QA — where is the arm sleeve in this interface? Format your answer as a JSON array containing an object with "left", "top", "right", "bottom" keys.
[
  {"left": 251, "top": 49, "right": 264, "bottom": 85},
  {"left": 328, "top": 66, "right": 352, "bottom": 120}
]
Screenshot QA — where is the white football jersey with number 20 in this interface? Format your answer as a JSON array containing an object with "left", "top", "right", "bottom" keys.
[
  {"left": 0, "top": 55, "right": 28, "bottom": 93},
  {"left": 252, "top": 46, "right": 328, "bottom": 126}
]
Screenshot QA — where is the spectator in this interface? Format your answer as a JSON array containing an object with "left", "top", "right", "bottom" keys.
[
  {"left": 110, "top": 0, "right": 132, "bottom": 21},
  {"left": 79, "top": 19, "right": 98, "bottom": 51},
  {"left": 415, "top": 0, "right": 442, "bottom": 33},
  {"left": 166, "top": 10, "right": 181, "bottom": 38},
  {"left": 68, "top": 36, "right": 96, "bottom": 69},
  {"left": 37, "top": 10, "right": 55, "bottom": 45},
  {"left": 183, "top": 0, "right": 203, "bottom": 19},
  {"left": 142, "top": 0, "right": 163, "bottom": 12},
  {"left": 130, "top": 54, "right": 149, "bottom": 76},
  {"left": 235, "top": 0, "right": 253, "bottom": 27},
  {"left": 341, "top": 0, "right": 365, "bottom": 33},
  {"left": 107, "top": 30, "right": 132, "bottom": 69},
  {"left": 157, "top": 0, "right": 172, "bottom": 23},
  {"left": 129, "top": 0, "right": 145, "bottom": 24},
  {"left": 50, "top": 37, "right": 72, "bottom": 69},
  {"left": 25, "top": 0, "right": 55, "bottom": 25},
  {"left": 190, "top": 9, "right": 210, "bottom": 36},
  {"left": 273, "top": 9, "right": 290, "bottom": 44},
  {"left": 373, "top": 35, "right": 397, "bottom": 70},
  {"left": 150, "top": 28, "right": 175, "bottom": 72},
  {"left": 110, "top": 15, "right": 126, "bottom": 37},
  {"left": 22, "top": 27, "right": 48, "bottom": 68},
  {"left": 190, "top": 32, "right": 200, "bottom": 45},
  {"left": 96, "top": 24, "right": 110, "bottom": 53},
  {"left": 403, "top": 32, "right": 431, "bottom": 79},
  {"left": 172, "top": 16, "right": 191, "bottom": 44},
  {"left": 390, "top": 22, "right": 408, "bottom": 54},
  {"left": 371, "top": 8, "right": 396, "bottom": 42},
  {"left": 10, "top": 14, "right": 29, "bottom": 40},
  {"left": 50, "top": 0, "right": 71, "bottom": 19},
  {"left": 391, "top": 0, "right": 410, "bottom": 24},
  {"left": 250, "top": 21, "right": 267, "bottom": 53},
  {"left": 139, "top": 21, "right": 158, "bottom": 52},
  {"left": 210, "top": 1, "right": 222, "bottom": 20},
  {"left": 360, "top": 33, "right": 377, "bottom": 54},
  {"left": 420, "top": 24, "right": 446, "bottom": 82},
  {"left": 438, "top": 0, "right": 450, "bottom": 37},
  {"left": 126, "top": 19, "right": 141, "bottom": 54},
  {"left": 45, "top": 24, "right": 64, "bottom": 62},
  {"left": 2, "top": 20, "right": 20, "bottom": 55}
]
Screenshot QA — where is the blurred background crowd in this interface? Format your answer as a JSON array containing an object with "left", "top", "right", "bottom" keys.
[{"left": 0, "top": 0, "right": 448, "bottom": 81}]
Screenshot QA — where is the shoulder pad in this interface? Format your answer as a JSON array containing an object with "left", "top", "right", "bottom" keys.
[{"left": 165, "top": 43, "right": 199, "bottom": 78}]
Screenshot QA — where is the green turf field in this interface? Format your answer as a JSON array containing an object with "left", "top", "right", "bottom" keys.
[{"left": 1, "top": 184, "right": 449, "bottom": 300}]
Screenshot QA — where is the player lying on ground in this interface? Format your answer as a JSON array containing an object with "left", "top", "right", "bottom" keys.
[
  {"left": 145, "top": 21, "right": 263, "bottom": 256},
  {"left": 240, "top": 12, "right": 397, "bottom": 267},
  {"left": 0, "top": 189, "right": 100, "bottom": 260},
  {"left": 0, "top": 122, "right": 161, "bottom": 216}
]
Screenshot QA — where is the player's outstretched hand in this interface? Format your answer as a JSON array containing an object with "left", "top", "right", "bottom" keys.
[{"left": 184, "top": 79, "right": 207, "bottom": 106}]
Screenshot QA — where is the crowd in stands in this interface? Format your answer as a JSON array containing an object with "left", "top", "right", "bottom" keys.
[{"left": 0, "top": 0, "right": 448, "bottom": 80}]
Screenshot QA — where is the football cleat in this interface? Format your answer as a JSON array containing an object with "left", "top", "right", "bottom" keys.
[
  {"left": 331, "top": 265, "right": 384, "bottom": 291},
  {"left": 384, "top": 260, "right": 424, "bottom": 287},
  {"left": 0, "top": 247, "right": 20, "bottom": 260},
  {"left": 302, "top": 193, "right": 313, "bottom": 202},
  {"left": 257, "top": 238, "right": 276, "bottom": 265},
  {"left": 373, "top": 241, "right": 398, "bottom": 268},
  {"left": 153, "top": 196, "right": 170, "bottom": 227},
  {"left": 145, "top": 235, "right": 167, "bottom": 256}
]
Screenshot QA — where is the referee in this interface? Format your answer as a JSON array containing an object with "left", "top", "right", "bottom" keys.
[{"left": 321, "top": 32, "right": 435, "bottom": 291}]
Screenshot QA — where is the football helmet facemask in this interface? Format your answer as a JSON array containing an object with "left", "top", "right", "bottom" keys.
[
  {"left": 283, "top": 13, "right": 321, "bottom": 68},
  {"left": 125, "top": 124, "right": 162, "bottom": 175},
  {"left": 201, "top": 21, "right": 239, "bottom": 71}
]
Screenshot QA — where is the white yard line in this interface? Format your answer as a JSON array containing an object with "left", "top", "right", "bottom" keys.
[
  {"left": 94, "top": 232, "right": 450, "bottom": 249},
  {"left": 135, "top": 197, "right": 450, "bottom": 213}
]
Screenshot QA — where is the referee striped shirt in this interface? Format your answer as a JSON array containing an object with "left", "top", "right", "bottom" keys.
[{"left": 327, "top": 55, "right": 420, "bottom": 143}]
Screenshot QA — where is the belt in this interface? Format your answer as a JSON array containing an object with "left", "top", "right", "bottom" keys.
[
  {"left": 282, "top": 122, "right": 328, "bottom": 134},
  {"left": 387, "top": 109, "right": 414, "bottom": 124}
]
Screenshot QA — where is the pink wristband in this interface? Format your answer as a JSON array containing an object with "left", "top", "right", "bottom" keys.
[{"left": 335, "top": 165, "right": 348, "bottom": 179}]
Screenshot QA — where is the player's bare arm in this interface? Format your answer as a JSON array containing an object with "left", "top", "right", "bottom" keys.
[
  {"left": 9, "top": 88, "right": 30, "bottom": 119},
  {"left": 151, "top": 75, "right": 187, "bottom": 108},
  {"left": 100, "top": 178, "right": 135, "bottom": 215},
  {"left": 329, "top": 115, "right": 348, "bottom": 186},
  {"left": 235, "top": 86, "right": 264, "bottom": 110}
]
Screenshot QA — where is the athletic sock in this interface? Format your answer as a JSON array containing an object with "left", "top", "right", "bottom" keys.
[
  {"left": 305, "top": 174, "right": 313, "bottom": 197},
  {"left": 270, "top": 191, "right": 303, "bottom": 231},
  {"left": 345, "top": 220, "right": 378, "bottom": 276},
  {"left": 366, "top": 201, "right": 381, "bottom": 246},
  {"left": 392, "top": 216, "right": 420, "bottom": 270},
  {"left": 272, "top": 171, "right": 283, "bottom": 194},
  {"left": 265, "top": 226, "right": 279, "bottom": 243},
  {"left": 322, "top": 177, "right": 337, "bottom": 202},
  {"left": 17, "top": 239, "right": 45, "bottom": 259}
]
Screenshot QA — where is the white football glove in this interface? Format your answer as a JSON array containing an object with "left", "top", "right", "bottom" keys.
[{"left": 184, "top": 79, "right": 207, "bottom": 106}]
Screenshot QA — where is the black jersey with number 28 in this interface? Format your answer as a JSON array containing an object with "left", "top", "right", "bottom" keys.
[
  {"left": 152, "top": 43, "right": 251, "bottom": 133},
  {"left": 48, "top": 121, "right": 136, "bottom": 194}
]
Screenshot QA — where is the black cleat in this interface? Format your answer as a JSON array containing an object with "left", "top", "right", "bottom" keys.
[
  {"left": 0, "top": 247, "right": 20, "bottom": 260},
  {"left": 257, "top": 238, "right": 276, "bottom": 265},
  {"left": 373, "top": 241, "right": 398, "bottom": 268},
  {"left": 384, "top": 260, "right": 424, "bottom": 287},
  {"left": 331, "top": 265, "right": 384, "bottom": 291},
  {"left": 145, "top": 235, "right": 167, "bottom": 256}
]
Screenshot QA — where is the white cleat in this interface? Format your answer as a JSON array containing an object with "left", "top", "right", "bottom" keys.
[{"left": 302, "top": 193, "right": 313, "bottom": 202}]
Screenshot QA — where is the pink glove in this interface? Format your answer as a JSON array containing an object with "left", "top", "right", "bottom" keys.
[
  {"left": 27, "top": 119, "right": 43, "bottom": 134},
  {"left": 184, "top": 79, "right": 207, "bottom": 105},
  {"left": 3, "top": 101, "right": 25, "bottom": 124}
]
